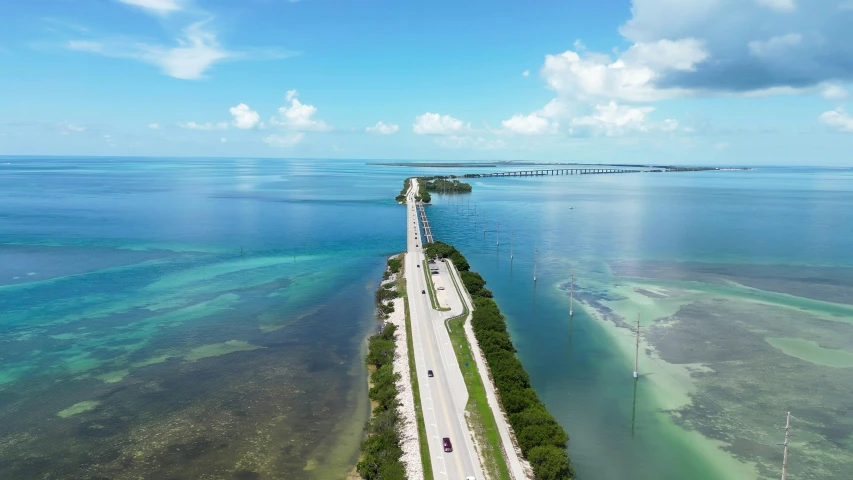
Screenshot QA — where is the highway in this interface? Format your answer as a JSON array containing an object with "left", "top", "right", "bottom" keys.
[{"left": 405, "top": 179, "right": 484, "bottom": 480}]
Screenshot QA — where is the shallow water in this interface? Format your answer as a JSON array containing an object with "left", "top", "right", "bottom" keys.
[
  {"left": 0, "top": 157, "right": 413, "bottom": 479},
  {"left": 427, "top": 167, "right": 853, "bottom": 479},
  {"left": 2, "top": 159, "right": 852, "bottom": 479}
]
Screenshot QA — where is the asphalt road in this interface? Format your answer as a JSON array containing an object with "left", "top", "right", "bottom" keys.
[{"left": 405, "top": 180, "right": 484, "bottom": 480}]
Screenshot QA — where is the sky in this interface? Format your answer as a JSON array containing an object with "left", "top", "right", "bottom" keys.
[{"left": 1, "top": 0, "right": 852, "bottom": 165}]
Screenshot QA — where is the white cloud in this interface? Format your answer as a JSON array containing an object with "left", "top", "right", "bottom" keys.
[
  {"left": 229, "top": 103, "right": 260, "bottom": 129},
  {"left": 412, "top": 113, "right": 470, "bottom": 135},
  {"left": 148, "top": 123, "right": 160, "bottom": 129},
  {"left": 501, "top": 113, "right": 557, "bottom": 135},
  {"left": 541, "top": 38, "right": 707, "bottom": 103},
  {"left": 523, "top": 70, "right": 530, "bottom": 77},
  {"left": 818, "top": 108, "right": 853, "bottom": 132},
  {"left": 366, "top": 121, "right": 399, "bottom": 135},
  {"left": 141, "top": 22, "right": 229, "bottom": 80},
  {"left": 179, "top": 121, "right": 228, "bottom": 130},
  {"left": 117, "top": 0, "right": 184, "bottom": 15},
  {"left": 272, "top": 91, "right": 331, "bottom": 131},
  {"left": 617, "top": 0, "right": 853, "bottom": 93},
  {"left": 755, "top": 0, "right": 796, "bottom": 12},
  {"left": 68, "top": 21, "right": 230, "bottom": 80},
  {"left": 220, "top": 137, "right": 227, "bottom": 143},
  {"left": 569, "top": 101, "right": 656, "bottom": 136},
  {"left": 821, "top": 84, "right": 848, "bottom": 100},
  {"left": 748, "top": 33, "right": 802, "bottom": 58},
  {"left": 263, "top": 132, "right": 305, "bottom": 147}
]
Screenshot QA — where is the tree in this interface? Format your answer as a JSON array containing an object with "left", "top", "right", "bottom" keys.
[{"left": 527, "top": 445, "right": 574, "bottom": 480}]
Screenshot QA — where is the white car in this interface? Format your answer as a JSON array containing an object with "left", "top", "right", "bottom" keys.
[{"left": 437, "top": 286, "right": 445, "bottom": 290}]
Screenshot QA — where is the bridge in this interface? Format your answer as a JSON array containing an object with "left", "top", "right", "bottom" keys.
[
  {"left": 416, "top": 202, "right": 434, "bottom": 244},
  {"left": 465, "top": 167, "right": 638, "bottom": 178}
]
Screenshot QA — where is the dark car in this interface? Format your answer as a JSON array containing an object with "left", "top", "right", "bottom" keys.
[
  {"left": 427, "top": 370, "right": 434, "bottom": 377},
  {"left": 421, "top": 290, "right": 426, "bottom": 294},
  {"left": 442, "top": 437, "right": 452, "bottom": 452},
  {"left": 417, "top": 264, "right": 420, "bottom": 268}
]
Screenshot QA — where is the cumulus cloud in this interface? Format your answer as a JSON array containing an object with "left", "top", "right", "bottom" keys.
[
  {"left": 271, "top": 90, "right": 331, "bottom": 131},
  {"left": 148, "top": 123, "right": 160, "bottom": 129},
  {"left": 617, "top": 0, "right": 853, "bottom": 93},
  {"left": 178, "top": 121, "right": 228, "bottom": 130},
  {"left": 412, "top": 113, "right": 470, "bottom": 135},
  {"left": 229, "top": 103, "right": 260, "bottom": 129},
  {"left": 822, "top": 84, "right": 849, "bottom": 100},
  {"left": 501, "top": 113, "right": 558, "bottom": 135},
  {"left": 220, "top": 137, "right": 227, "bottom": 143},
  {"left": 523, "top": 70, "right": 530, "bottom": 77},
  {"left": 263, "top": 132, "right": 305, "bottom": 147},
  {"left": 818, "top": 108, "right": 853, "bottom": 132},
  {"left": 568, "top": 102, "right": 655, "bottom": 136},
  {"left": 366, "top": 121, "right": 399, "bottom": 135},
  {"left": 542, "top": 38, "right": 707, "bottom": 104},
  {"left": 117, "top": 0, "right": 184, "bottom": 15}
]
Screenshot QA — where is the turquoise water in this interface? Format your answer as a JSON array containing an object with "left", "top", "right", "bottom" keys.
[
  {"left": 0, "top": 157, "right": 413, "bottom": 479},
  {"left": 426, "top": 167, "right": 853, "bottom": 479},
  {"left": 2, "top": 158, "right": 852, "bottom": 479}
]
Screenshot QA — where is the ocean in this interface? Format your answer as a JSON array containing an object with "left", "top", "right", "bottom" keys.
[{"left": 1, "top": 157, "right": 851, "bottom": 479}]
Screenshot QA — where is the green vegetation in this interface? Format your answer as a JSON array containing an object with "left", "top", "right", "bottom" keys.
[
  {"left": 376, "top": 257, "right": 402, "bottom": 318},
  {"left": 401, "top": 280, "right": 435, "bottom": 480},
  {"left": 416, "top": 179, "right": 431, "bottom": 204},
  {"left": 440, "top": 242, "right": 575, "bottom": 480},
  {"left": 423, "top": 241, "right": 469, "bottom": 272},
  {"left": 422, "top": 176, "right": 473, "bottom": 194},
  {"left": 443, "top": 266, "right": 511, "bottom": 480},
  {"left": 465, "top": 291, "right": 574, "bottom": 479},
  {"left": 396, "top": 178, "right": 412, "bottom": 203},
  {"left": 358, "top": 323, "right": 407, "bottom": 480},
  {"left": 388, "top": 257, "right": 402, "bottom": 275}
]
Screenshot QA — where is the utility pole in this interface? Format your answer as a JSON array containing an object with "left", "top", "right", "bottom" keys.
[
  {"left": 633, "top": 313, "right": 640, "bottom": 379},
  {"left": 533, "top": 244, "right": 538, "bottom": 282},
  {"left": 780, "top": 411, "right": 791, "bottom": 480},
  {"left": 569, "top": 269, "right": 574, "bottom": 317}
]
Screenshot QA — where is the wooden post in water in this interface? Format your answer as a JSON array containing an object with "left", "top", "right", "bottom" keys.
[
  {"left": 634, "top": 313, "right": 640, "bottom": 379},
  {"left": 510, "top": 231, "right": 514, "bottom": 259},
  {"left": 497, "top": 221, "right": 500, "bottom": 246}
]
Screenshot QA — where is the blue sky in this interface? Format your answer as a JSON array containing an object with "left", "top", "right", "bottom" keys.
[{"left": 1, "top": 0, "right": 852, "bottom": 165}]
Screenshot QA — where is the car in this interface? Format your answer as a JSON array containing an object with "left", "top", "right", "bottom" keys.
[
  {"left": 466, "top": 477, "right": 476, "bottom": 480},
  {"left": 442, "top": 437, "right": 452, "bottom": 452},
  {"left": 421, "top": 290, "right": 426, "bottom": 294},
  {"left": 417, "top": 264, "right": 420, "bottom": 268},
  {"left": 416, "top": 244, "right": 419, "bottom": 247},
  {"left": 427, "top": 370, "right": 433, "bottom": 377},
  {"left": 437, "top": 286, "right": 444, "bottom": 290}
]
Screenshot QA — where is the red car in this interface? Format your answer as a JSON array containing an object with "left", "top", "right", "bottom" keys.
[{"left": 442, "top": 437, "right": 452, "bottom": 452}]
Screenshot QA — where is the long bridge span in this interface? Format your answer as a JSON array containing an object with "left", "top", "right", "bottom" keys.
[
  {"left": 465, "top": 167, "right": 637, "bottom": 178},
  {"left": 416, "top": 202, "right": 434, "bottom": 244}
]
